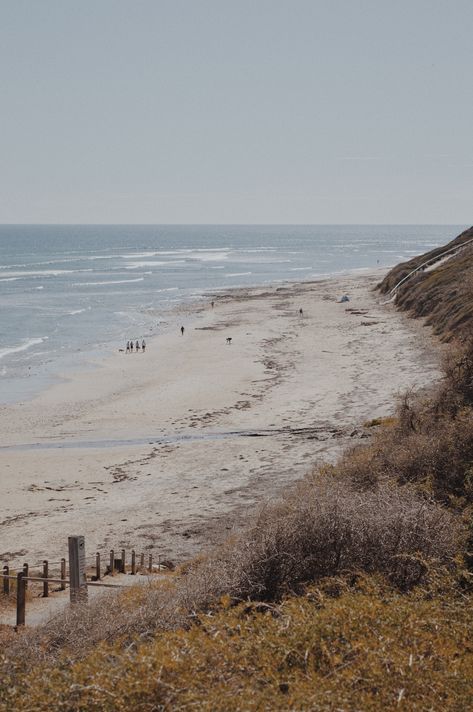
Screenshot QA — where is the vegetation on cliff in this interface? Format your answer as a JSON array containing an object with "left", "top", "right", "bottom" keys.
[{"left": 378, "top": 225, "right": 473, "bottom": 341}]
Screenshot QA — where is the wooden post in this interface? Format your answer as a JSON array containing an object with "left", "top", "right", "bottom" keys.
[
  {"left": 2, "top": 565, "right": 9, "bottom": 595},
  {"left": 68, "top": 536, "right": 88, "bottom": 603},
  {"left": 109, "top": 549, "right": 115, "bottom": 576},
  {"left": 121, "top": 549, "right": 126, "bottom": 574},
  {"left": 148, "top": 553, "right": 153, "bottom": 573},
  {"left": 140, "top": 553, "right": 144, "bottom": 570},
  {"left": 60, "top": 558, "right": 66, "bottom": 590},
  {"left": 131, "top": 550, "right": 136, "bottom": 575},
  {"left": 42, "top": 560, "right": 49, "bottom": 598},
  {"left": 95, "top": 552, "right": 101, "bottom": 580},
  {"left": 16, "top": 571, "right": 26, "bottom": 627},
  {"left": 22, "top": 563, "right": 29, "bottom": 591}
]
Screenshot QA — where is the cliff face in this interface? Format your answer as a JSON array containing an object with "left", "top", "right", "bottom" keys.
[{"left": 378, "top": 226, "right": 473, "bottom": 341}]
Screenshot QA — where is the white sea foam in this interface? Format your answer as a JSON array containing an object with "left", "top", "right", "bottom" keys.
[
  {"left": 0, "top": 277, "right": 22, "bottom": 282},
  {"left": 225, "top": 272, "right": 252, "bottom": 277},
  {"left": 0, "top": 337, "right": 47, "bottom": 361},
  {"left": 0, "top": 269, "right": 81, "bottom": 278},
  {"left": 119, "top": 251, "right": 161, "bottom": 259},
  {"left": 290, "top": 267, "right": 312, "bottom": 271},
  {"left": 187, "top": 252, "right": 229, "bottom": 261},
  {"left": 67, "top": 308, "right": 88, "bottom": 315},
  {"left": 73, "top": 278, "right": 145, "bottom": 286},
  {"left": 125, "top": 261, "right": 170, "bottom": 269}
]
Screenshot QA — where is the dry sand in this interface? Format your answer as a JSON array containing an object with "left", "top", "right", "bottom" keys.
[{"left": 0, "top": 270, "right": 441, "bottom": 570}]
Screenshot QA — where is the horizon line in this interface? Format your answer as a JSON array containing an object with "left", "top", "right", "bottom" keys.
[{"left": 0, "top": 222, "right": 469, "bottom": 228}]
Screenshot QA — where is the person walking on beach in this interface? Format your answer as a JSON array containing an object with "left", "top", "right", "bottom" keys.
[
  {"left": 142, "top": 339, "right": 146, "bottom": 352},
  {"left": 135, "top": 339, "right": 140, "bottom": 352},
  {"left": 180, "top": 325, "right": 185, "bottom": 336},
  {"left": 211, "top": 300, "right": 215, "bottom": 308},
  {"left": 130, "top": 340, "right": 134, "bottom": 352},
  {"left": 299, "top": 308, "right": 303, "bottom": 317},
  {"left": 126, "top": 341, "right": 130, "bottom": 353}
]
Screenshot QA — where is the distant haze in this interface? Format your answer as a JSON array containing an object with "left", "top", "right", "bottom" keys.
[{"left": 1, "top": 1, "right": 472, "bottom": 224}]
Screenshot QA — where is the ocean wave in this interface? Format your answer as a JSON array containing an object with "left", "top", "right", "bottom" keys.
[
  {"left": 290, "top": 267, "right": 312, "bottom": 271},
  {"left": 187, "top": 252, "right": 229, "bottom": 262},
  {"left": 72, "top": 278, "right": 145, "bottom": 286},
  {"left": 225, "top": 272, "right": 252, "bottom": 277},
  {"left": 67, "top": 308, "right": 89, "bottom": 315},
  {"left": 0, "top": 276, "right": 22, "bottom": 282},
  {"left": 125, "top": 261, "right": 172, "bottom": 269},
  {"left": 0, "top": 337, "right": 48, "bottom": 361},
  {"left": 0, "top": 269, "right": 76, "bottom": 278}
]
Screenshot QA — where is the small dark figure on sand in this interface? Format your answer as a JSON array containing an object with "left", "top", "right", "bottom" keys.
[
  {"left": 299, "top": 308, "right": 303, "bottom": 316},
  {"left": 136, "top": 340, "right": 140, "bottom": 351},
  {"left": 142, "top": 339, "right": 146, "bottom": 352},
  {"left": 130, "top": 341, "right": 133, "bottom": 352},
  {"left": 126, "top": 341, "right": 130, "bottom": 353},
  {"left": 226, "top": 337, "right": 232, "bottom": 345},
  {"left": 211, "top": 300, "right": 215, "bottom": 308},
  {"left": 180, "top": 326, "right": 185, "bottom": 336}
]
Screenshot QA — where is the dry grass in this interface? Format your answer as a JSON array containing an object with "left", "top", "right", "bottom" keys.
[
  {"left": 3, "top": 474, "right": 460, "bottom": 672},
  {"left": 1, "top": 574, "right": 471, "bottom": 711},
  {"left": 338, "top": 339, "right": 473, "bottom": 511}
]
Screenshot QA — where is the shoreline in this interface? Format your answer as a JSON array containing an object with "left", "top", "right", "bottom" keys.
[
  {"left": 0, "top": 268, "right": 441, "bottom": 569},
  {"left": 0, "top": 265, "right": 389, "bottom": 408}
]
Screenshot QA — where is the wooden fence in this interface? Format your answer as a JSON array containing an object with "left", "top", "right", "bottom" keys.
[{"left": 1, "top": 537, "right": 163, "bottom": 627}]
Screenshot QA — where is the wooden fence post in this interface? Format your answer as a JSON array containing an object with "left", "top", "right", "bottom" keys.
[
  {"left": 60, "top": 558, "right": 66, "bottom": 590},
  {"left": 148, "top": 553, "right": 153, "bottom": 573},
  {"left": 2, "top": 565, "right": 9, "bottom": 595},
  {"left": 110, "top": 549, "right": 115, "bottom": 576},
  {"left": 22, "top": 563, "right": 28, "bottom": 591},
  {"left": 140, "top": 553, "right": 144, "bottom": 570},
  {"left": 121, "top": 549, "right": 126, "bottom": 574},
  {"left": 95, "top": 552, "right": 101, "bottom": 580},
  {"left": 16, "top": 571, "right": 26, "bottom": 627},
  {"left": 131, "top": 550, "right": 136, "bottom": 575},
  {"left": 42, "top": 560, "right": 49, "bottom": 598},
  {"left": 68, "top": 536, "right": 88, "bottom": 603}
]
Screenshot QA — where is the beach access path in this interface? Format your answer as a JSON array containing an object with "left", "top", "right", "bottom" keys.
[{"left": 0, "top": 270, "right": 441, "bottom": 569}]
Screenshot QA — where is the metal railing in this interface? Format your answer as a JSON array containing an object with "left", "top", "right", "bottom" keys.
[{"left": 387, "top": 236, "right": 473, "bottom": 299}]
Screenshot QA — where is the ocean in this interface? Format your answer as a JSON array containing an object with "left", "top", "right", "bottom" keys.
[{"left": 0, "top": 224, "right": 465, "bottom": 403}]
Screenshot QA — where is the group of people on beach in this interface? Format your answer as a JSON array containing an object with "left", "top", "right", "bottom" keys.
[{"left": 126, "top": 339, "right": 146, "bottom": 353}]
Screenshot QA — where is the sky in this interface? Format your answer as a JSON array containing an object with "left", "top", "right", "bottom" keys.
[{"left": 0, "top": 0, "right": 472, "bottom": 224}]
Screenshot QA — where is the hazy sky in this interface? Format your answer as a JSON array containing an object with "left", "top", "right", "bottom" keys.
[{"left": 1, "top": 1, "right": 472, "bottom": 224}]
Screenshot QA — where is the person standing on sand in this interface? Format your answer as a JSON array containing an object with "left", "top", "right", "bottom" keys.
[
  {"left": 299, "top": 308, "right": 303, "bottom": 316},
  {"left": 126, "top": 341, "right": 130, "bottom": 353},
  {"left": 130, "top": 340, "right": 133, "bottom": 352},
  {"left": 180, "top": 326, "right": 185, "bottom": 336},
  {"left": 142, "top": 339, "right": 146, "bottom": 352},
  {"left": 136, "top": 339, "right": 140, "bottom": 351}
]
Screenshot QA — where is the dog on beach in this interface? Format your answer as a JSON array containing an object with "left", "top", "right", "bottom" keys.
[{"left": 226, "top": 337, "right": 232, "bottom": 345}]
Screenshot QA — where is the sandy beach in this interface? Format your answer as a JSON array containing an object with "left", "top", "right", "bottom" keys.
[{"left": 0, "top": 270, "right": 441, "bottom": 569}]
